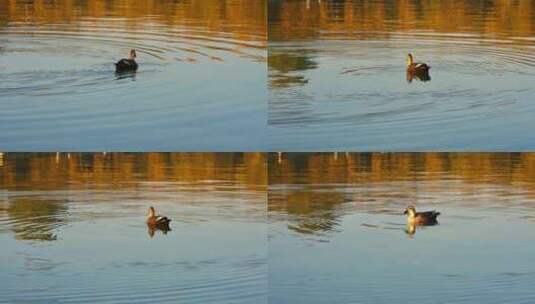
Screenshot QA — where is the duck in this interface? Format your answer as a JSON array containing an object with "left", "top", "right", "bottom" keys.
[
  {"left": 115, "top": 49, "right": 138, "bottom": 73},
  {"left": 406, "top": 53, "right": 430, "bottom": 73},
  {"left": 404, "top": 205, "right": 440, "bottom": 226},
  {"left": 146, "top": 206, "right": 171, "bottom": 227}
]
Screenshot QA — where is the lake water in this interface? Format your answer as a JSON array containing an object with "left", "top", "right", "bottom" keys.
[
  {"left": 268, "top": 0, "right": 535, "bottom": 150},
  {"left": 0, "top": 153, "right": 267, "bottom": 303},
  {"left": 0, "top": 0, "right": 267, "bottom": 151},
  {"left": 269, "top": 153, "right": 535, "bottom": 303}
]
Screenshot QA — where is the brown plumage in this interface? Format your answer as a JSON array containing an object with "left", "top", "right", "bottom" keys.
[
  {"left": 407, "top": 54, "right": 431, "bottom": 82},
  {"left": 146, "top": 206, "right": 171, "bottom": 227},
  {"left": 404, "top": 205, "right": 440, "bottom": 225},
  {"left": 406, "top": 53, "right": 430, "bottom": 73},
  {"left": 406, "top": 53, "right": 431, "bottom": 82}
]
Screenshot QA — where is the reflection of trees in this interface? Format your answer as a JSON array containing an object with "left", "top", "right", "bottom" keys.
[
  {"left": 268, "top": 0, "right": 535, "bottom": 88},
  {"left": 269, "top": 0, "right": 535, "bottom": 41},
  {"left": 268, "top": 51, "right": 318, "bottom": 88},
  {"left": 287, "top": 213, "right": 339, "bottom": 235},
  {"left": 268, "top": 0, "right": 321, "bottom": 41},
  {"left": 272, "top": 191, "right": 345, "bottom": 235},
  {"left": 270, "top": 152, "right": 535, "bottom": 187},
  {"left": 6, "top": 198, "right": 68, "bottom": 241},
  {"left": 0, "top": 153, "right": 266, "bottom": 241},
  {"left": 269, "top": 152, "right": 535, "bottom": 235},
  {"left": 0, "top": 153, "right": 266, "bottom": 192},
  {"left": 1, "top": 0, "right": 266, "bottom": 41}
]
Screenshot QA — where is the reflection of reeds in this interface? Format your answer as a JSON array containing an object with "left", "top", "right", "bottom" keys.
[
  {"left": 269, "top": 153, "right": 535, "bottom": 219},
  {"left": 269, "top": 0, "right": 535, "bottom": 41},
  {"left": 0, "top": 153, "right": 266, "bottom": 192},
  {"left": 2, "top": 0, "right": 266, "bottom": 41},
  {"left": 270, "top": 152, "right": 535, "bottom": 187},
  {"left": 0, "top": 152, "right": 266, "bottom": 241}
]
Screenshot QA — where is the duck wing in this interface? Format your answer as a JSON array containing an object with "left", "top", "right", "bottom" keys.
[
  {"left": 115, "top": 59, "right": 130, "bottom": 66},
  {"left": 414, "top": 62, "right": 430, "bottom": 70},
  {"left": 115, "top": 59, "right": 138, "bottom": 70},
  {"left": 417, "top": 210, "right": 440, "bottom": 218},
  {"left": 156, "top": 216, "right": 171, "bottom": 224}
]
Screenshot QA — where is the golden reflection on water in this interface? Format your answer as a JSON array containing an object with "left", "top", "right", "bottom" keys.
[
  {"left": 1, "top": 0, "right": 266, "bottom": 41},
  {"left": 269, "top": 152, "right": 535, "bottom": 216},
  {"left": 269, "top": 0, "right": 535, "bottom": 41},
  {"left": 0, "top": 153, "right": 266, "bottom": 242},
  {"left": 268, "top": 0, "right": 535, "bottom": 88},
  {"left": 0, "top": 152, "right": 266, "bottom": 191},
  {"left": 5, "top": 197, "right": 68, "bottom": 241},
  {"left": 269, "top": 155, "right": 535, "bottom": 304}
]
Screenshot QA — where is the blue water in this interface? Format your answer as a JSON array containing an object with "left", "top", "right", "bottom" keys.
[
  {"left": 0, "top": 1, "right": 267, "bottom": 151},
  {"left": 0, "top": 153, "right": 267, "bottom": 303},
  {"left": 269, "top": 152, "right": 535, "bottom": 303},
  {"left": 268, "top": 0, "right": 535, "bottom": 151}
]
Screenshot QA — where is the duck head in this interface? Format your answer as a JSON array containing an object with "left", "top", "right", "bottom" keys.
[
  {"left": 404, "top": 205, "right": 416, "bottom": 217},
  {"left": 147, "top": 206, "right": 156, "bottom": 218},
  {"left": 129, "top": 49, "right": 137, "bottom": 60},
  {"left": 407, "top": 53, "right": 414, "bottom": 67}
]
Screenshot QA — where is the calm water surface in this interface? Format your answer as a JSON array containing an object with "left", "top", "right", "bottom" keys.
[
  {"left": 269, "top": 153, "right": 535, "bottom": 303},
  {"left": 0, "top": 1, "right": 266, "bottom": 151},
  {"left": 0, "top": 153, "right": 267, "bottom": 303},
  {"left": 269, "top": 0, "right": 535, "bottom": 150}
]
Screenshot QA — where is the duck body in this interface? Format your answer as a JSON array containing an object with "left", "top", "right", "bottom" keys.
[
  {"left": 115, "top": 49, "right": 138, "bottom": 73},
  {"left": 146, "top": 206, "right": 171, "bottom": 227},
  {"left": 115, "top": 59, "right": 138, "bottom": 72},
  {"left": 404, "top": 205, "right": 440, "bottom": 226},
  {"left": 407, "top": 62, "right": 430, "bottom": 73},
  {"left": 147, "top": 214, "right": 171, "bottom": 226},
  {"left": 406, "top": 53, "right": 431, "bottom": 82},
  {"left": 406, "top": 53, "right": 430, "bottom": 73}
]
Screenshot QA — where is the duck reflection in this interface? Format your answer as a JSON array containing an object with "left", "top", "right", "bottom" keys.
[
  {"left": 147, "top": 224, "right": 171, "bottom": 238},
  {"left": 146, "top": 206, "right": 171, "bottom": 238},
  {"left": 115, "top": 70, "right": 137, "bottom": 80},
  {"left": 405, "top": 222, "right": 417, "bottom": 237}
]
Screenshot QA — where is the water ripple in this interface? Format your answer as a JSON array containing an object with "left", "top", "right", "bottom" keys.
[{"left": 0, "top": 20, "right": 265, "bottom": 98}]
